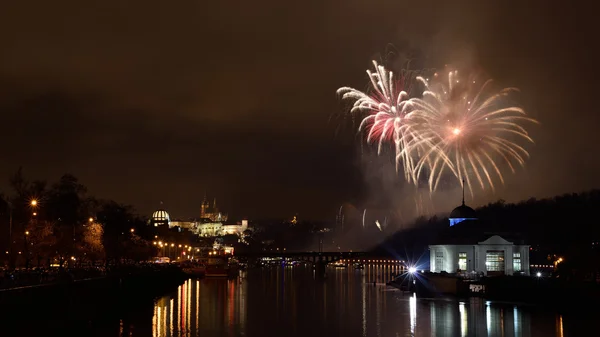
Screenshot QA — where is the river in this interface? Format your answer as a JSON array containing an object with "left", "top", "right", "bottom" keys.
[{"left": 28, "top": 264, "right": 599, "bottom": 336}]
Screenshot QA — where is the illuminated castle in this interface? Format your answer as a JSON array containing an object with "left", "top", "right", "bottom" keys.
[{"left": 200, "top": 194, "right": 228, "bottom": 222}]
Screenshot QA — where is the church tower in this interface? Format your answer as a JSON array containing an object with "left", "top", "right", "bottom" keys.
[{"left": 201, "top": 193, "right": 208, "bottom": 218}]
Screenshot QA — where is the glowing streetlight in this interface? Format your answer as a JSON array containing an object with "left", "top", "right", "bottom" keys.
[
  {"left": 89, "top": 217, "right": 94, "bottom": 223},
  {"left": 130, "top": 228, "right": 135, "bottom": 233},
  {"left": 25, "top": 231, "right": 29, "bottom": 236},
  {"left": 536, "top": 272, "right": 542, "bottom": 277},
  {"left": 408, "top": 267, "right": 417, "bottom": 274},
  {"left": 30, "top": 199, "right": 37, "bottom": 207}
]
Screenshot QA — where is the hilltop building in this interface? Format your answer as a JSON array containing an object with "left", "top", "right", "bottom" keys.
[
  {"left": 196, "top": 219, "right": 248, "bottom": 237},
  {"left": 200, "top": 195, "right": 228, "bottom": 222},
  {"left": 150, "top": 209, "right": 170, "bottom": 227},
  {"left": 150, "top": 197, "right": 248, "bottom": 237}
]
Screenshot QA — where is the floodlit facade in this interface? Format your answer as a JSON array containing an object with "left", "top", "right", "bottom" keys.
[
  {"left": 169, "top": 220, "right": 195, "bottom": 230},
  {"left": 151, "top": 209, "right": 170, "bottom": 227},
  {"left": 196, "top": 219, "right": 248, "bottom": 237},
  {"left": 429, "top": 235, "right": 530, "bottom": 276},
  {"left": 150, "top": 201, "right": 247, "bottom": 237},
  {"left": 196, "top": 221, "right": 223, "bottom": 236}
]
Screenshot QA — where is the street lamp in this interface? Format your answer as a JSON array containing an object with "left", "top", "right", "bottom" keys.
[
  {"left": 30, "top": 199, "right": 37, "bottom": 207},
  {"left": 24, "top": 230, "right": 30, "bottom": 269}
]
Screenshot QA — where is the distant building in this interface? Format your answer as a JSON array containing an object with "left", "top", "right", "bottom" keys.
[
  {"left": 150, "top": 208, "right": 195, "bottom": 229},
  {"left": 150, "top": 198, "right": 243, "bottom": 237},
  {"left": 170, "top": 220, "right": 195, "bottom": 230},
  {"left": 196, "top": 219, "right": 223, "bottom": 236},
  {"left": 222, "top": 220, "right": 248, "bottom": 235},
  {"left": 151, "top": 209, "right": 170, "bottom": 227},
  {"left": 196, "top": 219, "right": 248, "bottom": 237},
  {"left": 200, "top": 195, "right": 228, "bottom": 222}
]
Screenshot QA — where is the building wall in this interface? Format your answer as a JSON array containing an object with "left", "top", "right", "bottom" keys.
[
  {"left": 429, "top": 236, "right": 530, "bottom": 276},
  {"left": 222, "top": 225, "right": 243, "bottom": 235},
  {"left": 194, "top": 220, "right": 249, "bottom": 237},
  {"left": 170, "top": 221, "right": 195, "bottom": 229},
  {"left": 197, "top": 222, "right": 223, "bottom": 236},
  {"left": 430, "top": 245, "right": 476, "bottom": 273},
  {"left": 476, "top": 244, "right": 530, "bottom": 276}
]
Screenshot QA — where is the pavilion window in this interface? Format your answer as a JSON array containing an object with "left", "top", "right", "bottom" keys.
[
  {"left": 485, "top": 251, "right": 505, "bottom": 272},
  {"left": 513, "top": 252, "right": 522, "bottom": 272},
  {"left": 435, "top": 251, "right": 444, "bottom": 271},
  {"left": 458, "top": 252, "right": 467, "bottom": 271}
]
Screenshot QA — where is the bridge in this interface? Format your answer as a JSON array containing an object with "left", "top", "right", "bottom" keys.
[
  {"left": 237, "top": 251, "right": 368, "bottom": 264},
  {"left": 236, "top": 251, "right": 407, "bottom": 278}
]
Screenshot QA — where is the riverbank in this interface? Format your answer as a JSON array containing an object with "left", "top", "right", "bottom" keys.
[
  {"left": 388, "top": 272, "right": 600, "bottom": 311},
  {"left": 0, "top": 264, "right": 187, "bottom": 333}
]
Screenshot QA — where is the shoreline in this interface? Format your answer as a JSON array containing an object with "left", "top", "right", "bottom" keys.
[{"left": 387, "top": 273, "right": 600, "bottom": 313}]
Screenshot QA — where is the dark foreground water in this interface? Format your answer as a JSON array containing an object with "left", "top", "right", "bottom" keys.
[{"left": 27, "top": 265, "right": 599, "bottom": 336}]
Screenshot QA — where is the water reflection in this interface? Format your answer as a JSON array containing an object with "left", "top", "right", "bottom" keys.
[
  {"left": 410, "top": 293, "right": 417, "bottom": 335},
  {"left": 459, "top": 302, "right": 467, "bottom": 336},
  {"left": 115, "top": 265, "right": 579, "bottom": 337},
  {"left": 150, "top": 277, "right": 247, "bottom": 337}
]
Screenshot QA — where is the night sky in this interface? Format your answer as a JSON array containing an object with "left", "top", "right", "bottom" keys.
[{"left": 0, "top": 1, "right": 597, "bottom": 221}]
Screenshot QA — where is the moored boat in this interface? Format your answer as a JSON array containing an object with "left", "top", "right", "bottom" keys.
[
  {"left": 181, "top": 260, "right": 206, "bottom": 277},
  {"left": 202, "top": 256, "right": 239, "bottom": 278},
  {"left": 205, "top": 265, "right": 229, "bottom": 277}
]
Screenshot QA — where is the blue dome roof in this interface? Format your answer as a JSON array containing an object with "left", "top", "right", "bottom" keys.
[{"left": 449, "top": 204, "right": 477, "bottom": 219}]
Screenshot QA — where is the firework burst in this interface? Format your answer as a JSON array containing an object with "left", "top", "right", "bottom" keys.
[
  {"left": 337, "top": 60, "right": 418, "bottom": 182},
  {"left": 406, "top": 70, "right": 538, "bottom": 196}
]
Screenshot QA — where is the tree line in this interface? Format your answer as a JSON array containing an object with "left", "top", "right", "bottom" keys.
[
  {"left": 0, "top": 168, "right": 155, "bottom": 268},
  {"left": 375, "top": 190, "right": 600, "bottom": 266}
]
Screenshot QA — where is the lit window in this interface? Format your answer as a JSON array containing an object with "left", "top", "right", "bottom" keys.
[
  {"left": 458, "top": 252, "right": 467, "bottom": 271},
  {"left": 486, "top": 251, "right": 505, "bottom": 272},
  {"left": 513, "top": 252, "right": 522, "bottom": 272}
]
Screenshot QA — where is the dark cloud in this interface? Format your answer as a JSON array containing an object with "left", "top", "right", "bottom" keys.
[{"left": 0, "top": 1, "right": 598, "bottom": 221}]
